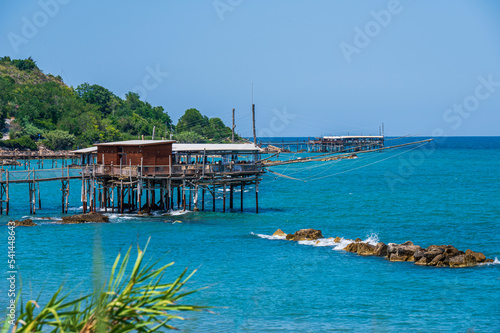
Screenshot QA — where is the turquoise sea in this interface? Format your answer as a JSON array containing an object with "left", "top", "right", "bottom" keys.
[{"left": 1, "top": 136, "right": 499, "bottom": 332}]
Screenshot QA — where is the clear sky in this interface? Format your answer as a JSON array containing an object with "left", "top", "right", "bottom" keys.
[{"left": 1, "top": 0, "right": 499, "bottom": 137}]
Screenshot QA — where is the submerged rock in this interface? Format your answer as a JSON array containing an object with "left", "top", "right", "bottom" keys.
[
  {"left": 272, "top": 229, "right": 287, "bottom": 237},
  {"left": 61, "top": 213, "right": 109, "bottom": 224},
  {"left": 10, "top": 219, "right": 37, "bottom": 227}
]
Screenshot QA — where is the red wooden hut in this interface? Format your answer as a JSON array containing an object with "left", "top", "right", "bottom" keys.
[{"left": 94, "top": 140, "right": 175, "bottom": 166}]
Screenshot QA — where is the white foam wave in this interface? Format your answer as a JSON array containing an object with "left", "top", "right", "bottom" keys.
[
  {"left": 252, "top": 232, "right": 286, "bottom": 240},
  {"left": 253, "top": 232, "right": 380, "bottom": 251},
  {"left": 168, "top": 210, "right": 191, "bottom": 216},
  {"left": 482, "top": 257, "right": 500, "bottom": 266}
]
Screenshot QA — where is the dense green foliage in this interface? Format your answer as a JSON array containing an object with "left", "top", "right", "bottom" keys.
[{"left": 0, "top": 57, "right": 240, "bottom": 150}]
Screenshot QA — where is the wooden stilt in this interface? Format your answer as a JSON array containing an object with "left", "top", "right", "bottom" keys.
[
  {"left": 241, "top": 183, "right": 244, "bottom": 212},
  {"left": 189, "top": 185, "right": 192, "bottom": 211},
  {"left": 212, "top": 185, "right": 216, "bottom": 212},
  {"left": 202, "top": 188, "right": 205, "bottom": 211},
  {"left": 230, "top": 184, "right": 234, "bottom": 210},
  {"left": 194, "top": 184, "right": 199, "bottom": 211},
  {"left": 120, "top": 180, "right": 124, "bottom": 214},
  {"left": 255, "top": 181, "right": 259, "bottom": 214},
  {"left": 177, "top": 186, "right": 180, "bottom": 210},
  {"left": 182, "top": 179, "right": 186, "bottom": 211},
  {"left": 223, "top": 183, "right": 226, "bottom": 213}
]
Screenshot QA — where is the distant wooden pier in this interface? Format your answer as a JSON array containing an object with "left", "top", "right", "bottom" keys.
[{"left": 259, "top": 135, "right": 384, "bottom": 153}]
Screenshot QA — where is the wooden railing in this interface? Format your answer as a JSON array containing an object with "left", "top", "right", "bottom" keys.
[{"left": 81, "top": 163, "right": 263, "bottom": 177}]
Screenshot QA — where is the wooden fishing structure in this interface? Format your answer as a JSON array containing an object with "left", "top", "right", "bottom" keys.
[
  {"left": 78, "top": 140, "right": 264, "bottom": 214},
  {"left": 259, "top": 135, "right": 384, "bottom": 153}
]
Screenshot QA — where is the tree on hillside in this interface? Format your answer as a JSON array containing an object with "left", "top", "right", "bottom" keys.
[
  {"left": 0, "top": 76, "right": 15, "bottom": 129},
  {"left": 12, "top": 56, "right": 37, "bottom": 71},
  {"left": 176, "top": 108, "right": 209, "bottom": 135},
  {"left": 76, "top": 83, "right": 116, "bottom": 115}
]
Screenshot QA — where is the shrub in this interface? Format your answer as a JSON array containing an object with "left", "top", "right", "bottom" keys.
[
  {"left": 43, "top": 130, "right": 75, "bottom": 150},
  {"left": 174, "top": 131, "right": 207, "bottom": 143},
  {"left": 0, "top": 136, "right": 37, "bottom": 150}
]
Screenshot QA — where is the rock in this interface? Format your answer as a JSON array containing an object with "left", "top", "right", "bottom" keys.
[
  {"left": 354, "top": 238, "right": 362, "bottom": 243},
  {"left": 448, "top": 253, "right": 477, "bottom": 268},
  {"left": 435, "top": 261, "right": 446, "bottom": 268},
  {"left": 387, "top": 243, "right": 399, "bottom": 255},
  {"left": 374, "top": 242, "right": 388, "bottom": 257},
  {"left": 357, "top": 243, "right": 376, "bottom": 256},
  {"left": 389, "top": 252, "right": 408, "bottom": 262},
  {"left": 334, "top": 237, "right": 342, "bottom": 243},
  {"left": 465, "top": 249, "right": 486, "bottom": 263},
  {"left": 424, "top": 246, "right": 444, "bottom": 260},
  {"left": 484, "top": 259, "right": 494, "bottom": 263},
  {"left": 415, "top": 257, "right": 429, "bottom": 266},
  {"left": 61, "top": 213, "right": 109, "bottom": 224},
  {"left": 444, "top": 245, "right": 460, "bottom": 256},
  {"left": 10, "top": 219, "right": 36, "bottom": 227},
  {"left": 272, "top": 229, "right": 287, "bottom": 237},
  {"left": 289, "top": 229, "right": 323, "bottom": 241},
  {"left": 414, "top": 249, "right": 426, "bottom": 262},
  {"left": 388, "top": 242, "right": 422, "bottom": 262},
  {"left": 344, "top": 242, "right": 359, "bottom": 253},
  {"left": 428, "top": 254, "right": 445, "bottom": 266},
  {"left": 285, "top": 234, "right": 294, "bottom": 241}
]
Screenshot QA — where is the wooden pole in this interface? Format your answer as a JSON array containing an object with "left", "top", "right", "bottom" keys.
[
  {"left": 232, "top": 108, "right": 235, "bottom": 143},
  {"left": 252, "top": 104, "right": 256, "bottom": 145},
  {"left": 212, "top": 184, "right": 216, "bottom": 212},
  {"left": 37, "top": 180, "right": 41, "bottom": 210},
  {"left": 120, "top": 180, "right": 124, "bottom": 214},
  {"left": 189, "top": 185, "right": 192, "bottom": 211},
  {"left": 222, "top": 183, "right": 226, "bottom": 213},
  {"left": 5, "top": 171, "right": 8, "bottom": 215},
  {"left": 182, "top": 178, "right": 186, "bottom": 211},
  {"left": 241, "top": 183, "right": 244, "bottom": 212},
  {"left": 177, "top": 185, "right": 180, "bottom": 210},
  {"left": 202, "top": 188, "right": 205, "bottom": 211},
  {"left": 230, "top": 184, "right": 233, "bottom": 210},
  {"left": 194, "top": 184, "right": 199, "bottom": 211},
  {"left": 255, "top": 181, "right": 259, "bottom": 214}
]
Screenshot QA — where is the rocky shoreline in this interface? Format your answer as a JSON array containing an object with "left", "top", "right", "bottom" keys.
[
  {"left": 7, "top": 213, "right": 109, "bottom": 226},
  {"left": 273, "top": 228, "right": 495, "bottom": 268}
]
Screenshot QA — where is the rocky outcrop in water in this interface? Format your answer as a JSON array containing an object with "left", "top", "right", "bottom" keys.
[
  {"left": 285, "top": 229, "right": 323, "bottom": 241},
  {"left": 9, "top": 219, "right": 37, "bottom": 227},
  {"left": 61, "top": 212, "right": 109, "bottom": 224},
  {"left": 272, "top": 229, "right": 287, "bottom": 237},
  {"left": 273, "top": 229, "right": 495, "bottom": 268}
]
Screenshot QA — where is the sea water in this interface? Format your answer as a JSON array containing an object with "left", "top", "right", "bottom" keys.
[{"left": 0, "top": 137, "right": 499, "bottom": 332}]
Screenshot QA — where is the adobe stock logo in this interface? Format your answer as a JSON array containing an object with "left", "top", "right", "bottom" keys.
[
  {"left": 131, "top": 64, "right": 169, "bottom": 100},
  {"left": 213, "top": 0, "right": 243, "bottom": 21},
  {"left": 339, "top": 0, "right": 403, "bottom": 64},
  {"left": 7, "top": 0, "right": 71, "bottom": 53},
  {"left": 442, "top": 75, "right": 500, "bottom": 130}
]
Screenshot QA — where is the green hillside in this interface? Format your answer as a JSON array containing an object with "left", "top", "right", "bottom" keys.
[{"left": 0, "top": 56, "right": 241, "bottom": 150}]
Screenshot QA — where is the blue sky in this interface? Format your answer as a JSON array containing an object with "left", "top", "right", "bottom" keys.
[{"left": 1, "top": 0, "right": 499, "bottom": 137}]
